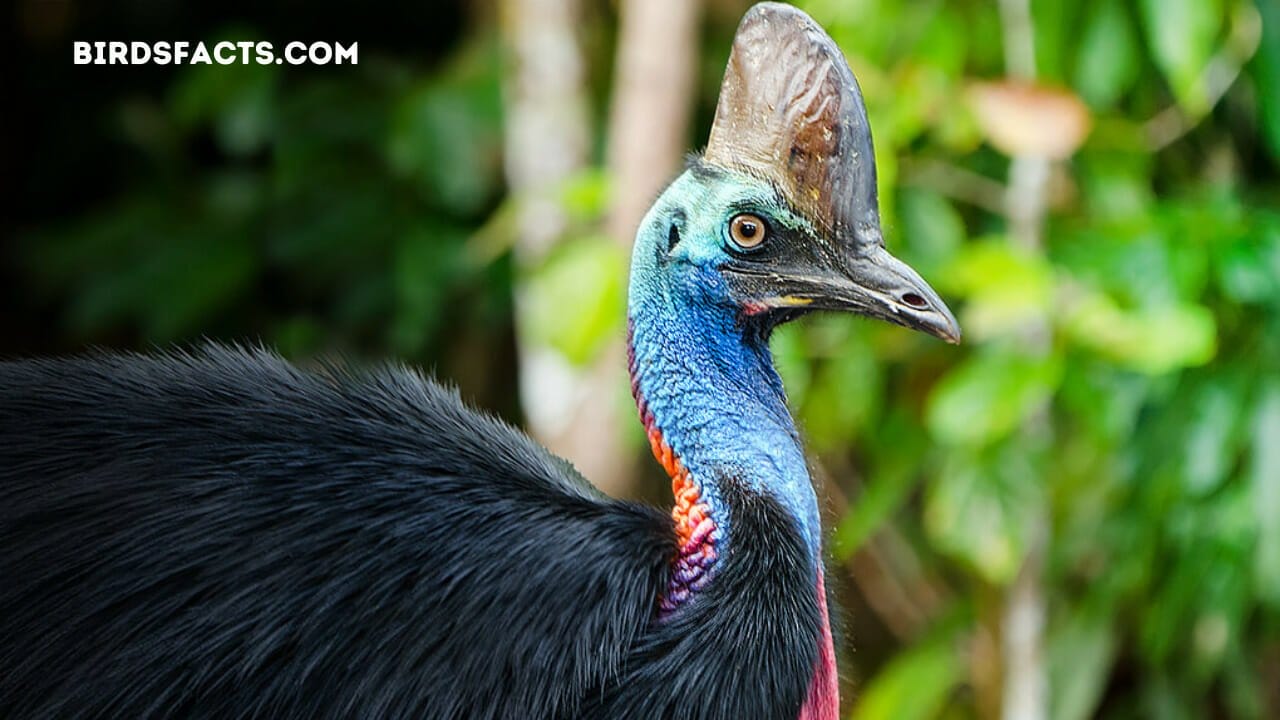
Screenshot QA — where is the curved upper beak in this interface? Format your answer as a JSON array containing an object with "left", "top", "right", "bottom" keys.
[
  {"left": 824, "top": 245, "right": 962, "bottom": 344},
  {"left": 724, "top": 243, "right": 962, "bottom": 344}
]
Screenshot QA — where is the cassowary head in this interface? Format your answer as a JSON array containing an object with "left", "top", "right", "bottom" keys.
[{"left": 633, "top": 2, "right": 960, "bottom": 344}]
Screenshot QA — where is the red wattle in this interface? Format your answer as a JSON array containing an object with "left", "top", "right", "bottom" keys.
[{"left": 799, "top": 570, "right": 839, "bottom": 720}]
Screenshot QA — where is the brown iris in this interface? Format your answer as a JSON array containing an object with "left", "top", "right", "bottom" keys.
[{"left": 729, "top": 213, "right": 767, "bottom": 250}]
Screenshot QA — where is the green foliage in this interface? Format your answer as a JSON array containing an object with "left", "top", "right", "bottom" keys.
[
  {"left": 785, "top": 0, "right": 1280, "bottom": 716},
  {"left": 1256, "top": 0, "right": 1280, "bottom": 160},
  {"left": 851, "top": 630, "right": 964, "bottom": 720},
  {"left": 1138, "top": 0, "right": 1224, "bottom": 112},
  {"left": 523, "top": 233, "right": 628, "bottom": 365},
  {"left": 20, "top": 35, "right": 510, "bottom": 388},
  {"left": 1074, "top": 0, "right": 1142, "bottom": 109},
  {"left": 926, "top": 348, "right": 1060, "bottom": 447},
  {"left": 1047, "top": 602, "right": 1117, "bottom": 720}
]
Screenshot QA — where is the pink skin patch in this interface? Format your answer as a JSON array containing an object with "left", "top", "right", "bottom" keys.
[{"left": 799, "top": 570, "right": 839, "bottom": 720}]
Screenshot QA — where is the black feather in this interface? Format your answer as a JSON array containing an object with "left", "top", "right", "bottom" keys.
[
  {"left": 0, "top": 346, "right": 819, "bottom": 719},
  {"left": 581, "top": 477, "right": 821, "bottom": 720}
]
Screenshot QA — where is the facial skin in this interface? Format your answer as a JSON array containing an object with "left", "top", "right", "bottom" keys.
[{"left": 650, "top": 162, "right": 960, "bottom": 344}]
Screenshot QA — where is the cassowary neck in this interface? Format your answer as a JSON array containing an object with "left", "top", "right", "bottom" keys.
[{"left": 626, "top": 202, "right": 821, "bottom": 610}]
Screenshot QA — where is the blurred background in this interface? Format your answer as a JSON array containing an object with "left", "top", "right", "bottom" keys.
[{"left": 8, "top": 0, "right": 1280, "bottom": 717}]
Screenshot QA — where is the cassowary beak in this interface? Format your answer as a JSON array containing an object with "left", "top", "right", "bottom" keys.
[
  {"left": 785, "top": 246, "right": 961, "bottom": 344},
  {"left": 839, "top": 246, "right": 961, "bottom": 343},
  {"left": 723, "top": 243, "right": 961, "bottom": 344},
  {"left": 705, "top": 2, "right": 961, "bottom": 344}
]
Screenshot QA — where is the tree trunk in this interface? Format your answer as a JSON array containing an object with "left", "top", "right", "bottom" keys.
[
  {"left": 605, "top": 0, "right": 701, "bottom": 250},
  {"left": 501, "top": 0, "right": 599, "bottom": 478},
  {"left": 502, "top": 0, "right": 701, "bottom": 497},
  {"left": 997, "top": 1, "right": 1050, "bottom": 719},
  {"left": 554, "top": 0, "right": 702, "bottom": 497}
]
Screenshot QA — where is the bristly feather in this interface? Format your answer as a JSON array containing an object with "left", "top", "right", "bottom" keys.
[
  {"left": 579, "top": 476, "right": 820, "bottom": 720},
  {"left": 0, "top": 345, "right": 820, "bottom": 719}
]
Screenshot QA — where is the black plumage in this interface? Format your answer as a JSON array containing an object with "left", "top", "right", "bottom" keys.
[{"left": 0, "top": 347, "right": 819, "bottom": 719}]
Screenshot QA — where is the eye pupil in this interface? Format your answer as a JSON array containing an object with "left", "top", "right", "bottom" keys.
[{"left": 730, "top": 213, "right": 767, "bottom": 249}]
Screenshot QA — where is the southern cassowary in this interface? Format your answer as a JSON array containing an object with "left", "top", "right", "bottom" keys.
[{"left": 0, "top": 4, "right": 959, "bottom": 719}]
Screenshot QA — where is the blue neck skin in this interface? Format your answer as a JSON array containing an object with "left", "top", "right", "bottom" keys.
[{"left": 627, "top": 170, "right": 823, "bottom": 565}]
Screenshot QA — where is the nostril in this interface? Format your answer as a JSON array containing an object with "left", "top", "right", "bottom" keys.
[{"left": 901, "top": 292, "right": 928, "bottom": 309}]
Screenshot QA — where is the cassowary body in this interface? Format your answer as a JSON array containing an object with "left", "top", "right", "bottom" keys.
[
  {"left": 1, "top": 348, "right": 818, "bottom": 718},
  {"left": 0, "top": 5, "right": 958, "bottom": 719}
]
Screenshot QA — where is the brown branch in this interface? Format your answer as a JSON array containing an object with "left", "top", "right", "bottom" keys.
[
  {"left": 818, "top": 464, "right": 953, "bottom": 641},
  {"left": 899, "top": 157, "right": 1007, "bottom": 216}
]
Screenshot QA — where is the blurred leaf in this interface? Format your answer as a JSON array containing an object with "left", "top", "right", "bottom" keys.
[
  {"left": 1221, "top": 643, "right": 1267, "bottom": 718},
  {"left": 1179, "top": 377, "right": 1244, "bottom": 496},
  {"left": 391, "top": 224, "right": 465, "bottom": 355},
  {"left": 268, "top": 182, "right": 398, "bottom": 285},
  {"left": 851, "top": 634, "right": 961, "bottom": 720},
  {"left": 1140, "top": 529, "right": 1251, "bottom": 676},
  {"left": 872, "top": 113, "right": 900, "bottom": 224},
  {"left": 1055, "top": 219, "right": 1210, "bottom": 307},
  {"left": 1074, "top": 150, "right": 1155, "bottom": 220},
  {"left": 943, "top": 239, "right": 1055, "bottom": 339},
  {"left": 926, "top": 349, "right": 1061, "bottom": 446},
  {"left": 1252, "top": 0, "right": 1280, "bottom": 162},
  {"left": 23, "top": 183, "right": 260, "bottom": 343},
  {"left": 558, "top": 169, "right": 611, "bottom": 224},
  {"left": 388, "top": 41, "right": 503, "bottom": 214},
  {"left": 1141, "top": 672, "right": 1199, "bottom": 719},
  {"left": 1139, "top": 547, "right": 1210, "bottom": 667},
  {"left": 1061, "top": 290, "right": 1217, "bottom": 374},
  {"left": 523, "top": 236, "right": 627, "bottom": 366},
  {"left": 771, "top": 324, "right": 813, "bottom": 408},
  {"left": 883, "top": 63, "right": 952, "bottom": 148},
  {"left": 1074, "top": 0, "right": 1142, "bottom": 109},
  {"left": 1048, "top": 605, "right": 1116, "bottom": 720},
  {"left": 170, "top": 32, "right": 278, "bottom": 157},
  {"left": 1251, "top": 381, "right": 1280, "bottom": 607},
  {"left": 1216, "top": 230, "right": 1280, "bottom": 303},
  {"left": 804, "top": 334, "right": 883, "bottom": 450},
  {"left": 915, "top": 3, "right": 967, "bottom": 76},
  {"left": 1138, "top": 0, "right": 1224, "bottom": 113},
  {"left": 134, "top": 235, "right": 256, "bottom": 341},
  {"left": 1058, "top": 359, "right": 1149, "bottom": 443},
  {"left": 273, "top": 316, "right": 325, "bottom": 357},
  {"left": 925, "top": 445, "right": 1043, "bottom": 584},
  {"left": 1032, "top": 0, "right": 1077, "bottom": 83},
  {"left": 898, "top": 189, "right": 966, "bottom": 279}
]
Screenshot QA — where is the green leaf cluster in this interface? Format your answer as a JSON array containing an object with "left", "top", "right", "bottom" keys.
[
  {"left": 18, "top": 35, "right": 514, "bottom": 407},
  {"left": 781, "top": 0, "right": 1280, "bottom": 716}
]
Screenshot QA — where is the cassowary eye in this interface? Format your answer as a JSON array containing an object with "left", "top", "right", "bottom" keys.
[{"left": 729, "top": 213, "right": 768, "bottom": 250}]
